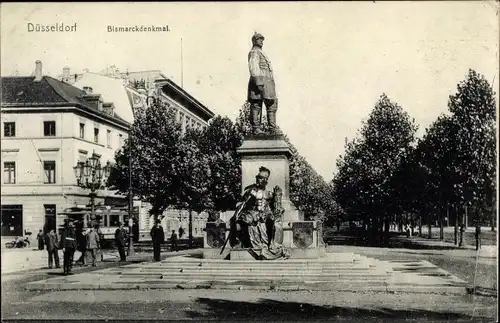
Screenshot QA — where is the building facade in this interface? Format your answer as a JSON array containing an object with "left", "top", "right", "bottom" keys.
[
  {"left": 58, "top": 65, "right": 215, "bottom": 237},
  {"left": 1, "top": 61, "right": 130, "bottom": 240}
]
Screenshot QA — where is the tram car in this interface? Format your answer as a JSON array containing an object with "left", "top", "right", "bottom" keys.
[{"left": 57, "top": 205, "right": 137, "bottom": 241}]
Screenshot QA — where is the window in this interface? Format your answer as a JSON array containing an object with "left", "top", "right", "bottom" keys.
[
  {"left": 3, "top": 162, "right": 15, "bottom": 184},
  {"left": 118, "top": 134, "right": 123, "bottom": 147},
  {"left": 44, "top": 121, "right": 56, "bottom": 136},
  {"left": 94, "top": 127, "right": 99, "bottom": 143},
  {"left": 78, "top": 151, "right": 88, "bottom": 163},
  {"left": 1, "top": 205, "right": 23, "bottom": 236},
  {"left": 43, "top": 161, "right": 56, "bottom": 184},
  {"left": 79, "top": 123, "right": 85, "bottom": 139},
  {"left": 109, "top": 214, "right": 121, "bottom": 227},
  {"left": 44, "top": 204, "right": 56, "bottom": 233},
  {"left": 107, "top": 130, "right": 111, "bottom": 147},
  {"left": 3, "top": 122, "right": 15, "bottom": 137}
]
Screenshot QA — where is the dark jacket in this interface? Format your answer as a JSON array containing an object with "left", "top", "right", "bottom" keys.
[
  {"left": 115, "top": 228, "right": 127, "bottom": 247},
  {"left": 150, "top": 226, "right": 165, "bottom": 245},
  {"left": 61, "top": 227, "right": 77, "bottom": 249},
  {"left": 247, "top": 46, "right": 276, "bottom": 101}
]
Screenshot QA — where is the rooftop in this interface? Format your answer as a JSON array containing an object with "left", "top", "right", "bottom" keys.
[{"left": 1, "top": 76, "right": 129, "bottom": 127}]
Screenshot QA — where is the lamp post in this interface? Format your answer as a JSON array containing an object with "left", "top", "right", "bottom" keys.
[{"left": 73, "top": 152, "right": 111, "bottom": 228}]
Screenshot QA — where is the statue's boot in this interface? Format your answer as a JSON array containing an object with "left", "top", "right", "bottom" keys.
[
  {"left": 267, "top": 110, "right": 277, "bottom": 133},
  {"left": 250, "top": 105, "right": 263, "bottom": 134}
]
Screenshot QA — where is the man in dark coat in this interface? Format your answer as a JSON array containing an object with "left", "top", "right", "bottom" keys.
[
  {"left": 170, "top": 230, "right": 178, "bottom": 252},
  {"left": 45, "top": 229, "right": 60, "bottom": 269},
  {"left": 75, "top": 221, "right": 87, "bottom": 266},
  {"left": 37, "top": 229, "right": 45, "bottom": 250},
  {"left": 115, "top": 222, "right": 127, "bottom": 261},
  {"left": 61, "top": 221, "right": 77, "bottom": 275},
  {"left": 247, "top": 32, "right": 278, "bottom": 134},
  {"left": 150, "top": 220, "right": 165, "bottom": 261}
]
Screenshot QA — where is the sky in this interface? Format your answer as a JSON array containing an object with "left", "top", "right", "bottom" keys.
[{"left": 1, "top": 2, "right": 498, "bottom": 180}]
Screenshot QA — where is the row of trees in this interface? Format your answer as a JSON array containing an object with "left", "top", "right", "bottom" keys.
[
  {"left": 332, "top": 70, "right": 496, "bottom": 245},
  {"left": 107, "top": 99, "right": 336, "bottom": 245}
]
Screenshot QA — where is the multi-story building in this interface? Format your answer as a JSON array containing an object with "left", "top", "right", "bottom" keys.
[
  {"left": 1, "top": 61, "right": 130, "bottom": 241},
  {"left": 58, "top": 65, "right": 215, "bottom": 237}
]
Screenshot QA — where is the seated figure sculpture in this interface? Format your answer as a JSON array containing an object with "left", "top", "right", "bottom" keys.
[{"left": 228, "top": 166, "right": 289, "bottom": 260}]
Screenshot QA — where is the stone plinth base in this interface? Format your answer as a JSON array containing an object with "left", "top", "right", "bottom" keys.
[
  {"left": 230, "top": 249, "right": 261, "bottom": 260},
  {"left": 289, "top": 246, "right": 326, "bottom": 259},
  {"left": 203, "top": 248, "right": 230, "bottom": 260}
]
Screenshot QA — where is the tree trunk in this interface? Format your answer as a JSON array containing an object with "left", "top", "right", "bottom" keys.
[
  {"left": 427, "top": 213, "right": 432, "bottom": 239},
  {"left": 454, "top": 204, "right": 459, "bottom": 245},
  {"left": 464, "top": 205, "right": 468, "bottom": 229},
  {"left": 446, "top": 205, "right": 450, "bottom": 227},
  {"left": 474, "top": 206, "right": 480, "bottom": 250},
  {"left": 418, "top": 214, "right": 422, "bottom": 237},
  {"left": 491, "top": 194, "right": 496, "bottom": 232},
  {"left": 439, "top": 209, "right": 444, "bottom": 241},
  {"left": 384, "top": 215, "right": 390, "bottom": 246},
  {"left": 188, "top": 208, "right": 193, "bottom": 249},
  {"left": 458, "top": 205, "right": 464, "bottom": 247}
]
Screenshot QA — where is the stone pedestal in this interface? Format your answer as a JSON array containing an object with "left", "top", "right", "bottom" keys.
[
  {"left": 236, "top": 134, "right": 324, "bottom": 259},
  {"left": 202, "top": 134, "right": 325, "bottom": 260},
  {"left": 202, "top": 221, "right": 230, "bottom": 259}
]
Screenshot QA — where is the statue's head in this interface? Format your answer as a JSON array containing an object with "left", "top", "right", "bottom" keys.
[
  {"left": 252, "top": 32, "right": 265, "bottom": 48},
  {"left": 255, "top": 166, "right": 270, "bottom": 188}
]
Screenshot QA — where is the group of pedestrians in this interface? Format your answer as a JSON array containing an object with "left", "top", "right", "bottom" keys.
[
  {"left": 38, "top": 220, "right": 102, "bottom": 275},
  {"left": 38, "top": 219, "right": 186, "bottom": 274}
]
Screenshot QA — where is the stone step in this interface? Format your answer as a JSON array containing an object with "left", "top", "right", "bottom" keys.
[
  {"left": 175, "top": 253, "right": 360, "bottom": 262},
  {"left": 114, "top": 270, "right": 386, "bottom": 278},
  {"left": 112, "top": 266, "right": 375, "bottom": 274},
  {"left": 153, "top": 258, "right": 359, "bottom": 265},
  {"left": 24, "top": 280, "right": 467, "bottom": 294},
  {"left": 122, "top": 262, "right": 370, "bottom": 270},
  {"left": 114, "top": 272, "right": 392, "bottom": 280}
]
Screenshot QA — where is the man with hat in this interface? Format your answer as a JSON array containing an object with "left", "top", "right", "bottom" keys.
[
  {"left": 150, "top": 220, "right": 165, "bottom": 261},
  {"left": 247, "top": 32, "right": 278, "bottom": 134},
  {"left": 115, "top": 222, "right": 127, "bottom": 261}
]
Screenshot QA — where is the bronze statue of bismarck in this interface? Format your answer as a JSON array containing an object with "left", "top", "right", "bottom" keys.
[{"left": 247, "top": 32, "right": 278, "bottom": 135}]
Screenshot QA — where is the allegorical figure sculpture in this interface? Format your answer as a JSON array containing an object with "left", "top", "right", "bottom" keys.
[
  {"left": 226, "top": 166, "right": 289, "bottom": 260},
  {"left": 247, "top": 32, "right": 278, "bottom": 135}
]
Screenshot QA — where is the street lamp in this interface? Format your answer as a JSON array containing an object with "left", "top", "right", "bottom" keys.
[{"left": 74, "top": 152, "right": 111, "bottom": 228}]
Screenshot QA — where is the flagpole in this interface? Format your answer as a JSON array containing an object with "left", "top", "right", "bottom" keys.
[{"left": 181, "top": 38, "right": 184, "bottom": 89}]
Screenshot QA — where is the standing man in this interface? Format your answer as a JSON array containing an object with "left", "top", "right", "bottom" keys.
[
  {"left": 45, "top": 229, "right": 60, "bottom": 269},
  {"left": 170, "top": 230, "right": 178, "bottom": 252},
  {"left": 37, "top": 229, "right": 45, "bottom": 250},
  {"left": 75, "top": 221, "right": 87, "bottom": 266},
  {"left": 115, "top": 222, "right": 127, "bottom": 262},
  {"left": 247, "top": 32, "right": 278, "bottom": 134},
  {"left": 150, "top": 220, "right": 165, "bottom": 261},
  {"left": 61, "top": 221, "right": 77, "bottom": 275},
  {"left": 86, "top": 225, "right": 100, "bottom": 266}
]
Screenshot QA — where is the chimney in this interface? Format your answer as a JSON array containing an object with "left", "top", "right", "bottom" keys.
[
  {"left": 62, "top": 67, "right": 70, "bottom": 82},
  {"left": 34, "top": 60, "right": 42, "bottom": 82},
  {"left": 83, "top": 86, "right": 93, "bottom": 95}
]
